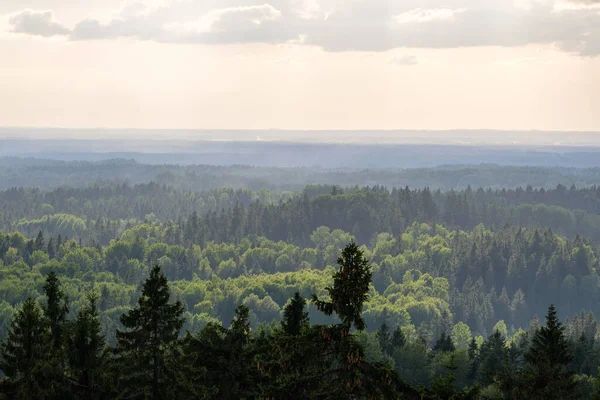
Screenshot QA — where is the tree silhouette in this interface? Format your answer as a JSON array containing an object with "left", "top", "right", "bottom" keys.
[
  {"left": 312, "top": 240, "right": 372, "bottom": 331},
  {"left": 116, "top": 265, "right": 185, "bottom": 400},
  {"left": 522, "top": 304, "right": 576, "bottom": 399}
]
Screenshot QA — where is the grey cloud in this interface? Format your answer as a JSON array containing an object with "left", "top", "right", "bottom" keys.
[
  {"left": 7, "top": 0, "right": 600, "bottom": 56},
  {"left": 9, "top": 9, "right": 70, "bottom": 37}
]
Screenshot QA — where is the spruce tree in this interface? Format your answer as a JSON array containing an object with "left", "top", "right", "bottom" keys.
[
  {"left": 376, "top": 321, "right": 392, "bottom": 355},
  {"left": 0, "top": 298, "right": 51, "bottom": 400},
  {"left": 34, "top": 231, "right": 45, "bottom": 252},
  {"left": 522, "top": 304, "right": 576, "bottom": 399},
  {"left": 47, "top": 237, "right": 55, "bottom": 259},
  {"left": 433, "top": 332, "right": 455, "bottom": 356},
  {"left": 391, "top": 326, "right": 406, "bottom": 350},
  {"left": 43, "top": 271, "right": 69, "bottom": 350},
  {"left": 67, "top": 292, "right": 106, "bottom": 399},
  {"left": 116, "top": 265, "right": 185, "bottom": 400},
  {"left": 477, "top": 330, "right": 506, "bottom": 386},
  {"left": 467, "top": 337, "right": 478, "bottom": 383},
  {"left": 281, "top": 292, "right": 309, "bottom": 336},
  {"left": 42, "top": 271, "right": 70, "bottom": 399},
  {"left": 312, "top": 240, "right": 372, "bottom": 331}
]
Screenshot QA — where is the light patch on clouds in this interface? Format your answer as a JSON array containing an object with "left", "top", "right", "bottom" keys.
[
  {"left": 390, "top": 54, "right": 418, "bottom": 66},
  {"left": 292, "top": 0, "right": 322, "bottom": 19},
  {"left": 165, "top": 4, "right": 282, "bottom": 36},
  {"left": 3, "top": 0, "right": 600, "bottom": 56},
  {"left": 8, "top": 9, "right": 70, "bottom": 37},
  {"left": 393, "top": 8, "right": 466, "bottom": 24}
]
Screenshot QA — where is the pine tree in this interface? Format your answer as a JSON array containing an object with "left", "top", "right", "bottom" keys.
[
  {"left": 116, "top": 265, "right": 185, "bottom": 400},
  {"left": 47, "top": 237, "right": 55, "bottom": 259},
  {"left": 433, "top": 332, "right": 455, "bottom": 356},
  {"left": 42, "top": 271, "right": 70, "bottom": 398},
  {"left": 281, "top": 292, "right": 309, "bottom": 336},
  {"left": 43, "top": 271, "right": 69, "bottom": 350},
  {"left": 0, "top": 298, "right": 51, "bottom": 400},
  {"left": 391, "top": 326, "right": 406, "bottom": 350},
  {"left": 522, "top": 304, "right": 576, "bottom": 399},
  {"left": 229, "top": 304, "right": 251, "bottom": 344},
  {"left": 477, "top": 330, "right": 506, "bottom": 386},
  {"left": 67, "top": 291, "right": 107, "bottom": 399},
  {"left": 312, "top": 240, "right": 372, "bottom": 331},
  {"left": 34, "top": 231, "right": 45, "bottom": 252},
  {"left": 376, "top": 321, "right": 392, "bottom": 355},
  {"left": 467, "top": 337, "right": 478, "bottom": 383}
]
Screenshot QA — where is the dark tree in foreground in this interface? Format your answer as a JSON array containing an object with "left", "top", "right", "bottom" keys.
[
  {"left": 43, "top": 271, "right": 69, "bottom": 350},
  {"left": 312, "top": 240, "right": 372, "bottom": 331},
  {"left": 0, "top": 298, "right": 50, "bottom": 400},
  {"left": 116, "top": 265, "right": 185, "bottom": 400},
  {"left": 67, "top": 292, "right": 107, "bottom": 399},
  {"left": 42, "top": 271, "right": 70, "bottom": 399},
  {"left": 522, "top": 304, "right": 576, "bottom": 399},
  {"left": 281, "top": 292, "right": 309, "bottom": 336}
]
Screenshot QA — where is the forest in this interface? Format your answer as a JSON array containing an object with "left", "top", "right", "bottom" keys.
[{"left": 2, "top": 160, "right": 600, "bottom": 398}]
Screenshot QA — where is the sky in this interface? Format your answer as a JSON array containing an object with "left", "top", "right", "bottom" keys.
[{"left": 0, "top": 0, "right": 599, "bottom": 131}]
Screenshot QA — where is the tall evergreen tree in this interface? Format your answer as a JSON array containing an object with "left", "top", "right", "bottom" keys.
[
  {"left": 0, "top": 298, "right": 51, "bottom": 400},
  {"left": 433, "top": 332, "right": 456, "bottom": 356},
  {"left": 391, "top": 326, "right": 406, "bottom": 350},
  {"left": 67, "top": 292, "right": 107, "bottom": 399},
  {"left": 477, "top": 330, "right": 507, "bottom": 386},
  {"left": 46, "top": 237, "right": 55, "bottom": 259},
  {"left": 42, "top": 271, "right": 70, "bottom": 399},
  {"left": 281, "top": 292, "right": 309, "bottom": 336},
  {"left": 43, "top": 271, "right": 69, "bottom": 350},
  {"left": 116, "top": 265, "right": 185, "bottom": 400},
  {"left": 34, "top": 231, "right": 45, "bottom": 252},
  {"left": 376, "top": 321, "right": 392, "bottom": 356},
  {"left": 522, "top": 304, "right": 576, "bottom": 399},
  {"left": 312, "top": 240, "right": 372, "bottom": 331}
]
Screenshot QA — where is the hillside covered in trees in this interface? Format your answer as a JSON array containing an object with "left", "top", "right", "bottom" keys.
[{"left": 2, "top": 161, "right": 600, "bottom": 398}]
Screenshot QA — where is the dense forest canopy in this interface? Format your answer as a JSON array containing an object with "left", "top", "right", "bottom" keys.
[
  {"left": 3, "top": 157, "right": 600, "bottom": 191},
  {"left": 2, "top": 159, "right": 600, "bottom": 398}
]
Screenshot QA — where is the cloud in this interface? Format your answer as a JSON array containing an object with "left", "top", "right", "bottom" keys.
[
  {"left": 393, "top": 8, "right": 466, "bottom": 24},
  {"left": 6, "top": 0, "right": 600, "bottom": 56},
  {"left": 390, "top": 54, "right": 418, "bottom": 66},
  {"left": 71, "top": 3, "right": 292, "bottom": 44},
  {"left": 8, "top": 9, "right": 70, "bottom": 37},
  {"left": 162, "top": 4, "right": 283, "bottom": 41}
]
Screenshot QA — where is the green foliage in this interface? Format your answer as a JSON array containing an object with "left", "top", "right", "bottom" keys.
[
  {"left": 0, "top": 298, "right": 51, "bottom": 399},
  {"left": 281, "top": 292, "right": 309, "bottom": 336},
  {"left": 116, "top": 265, "right": 185, "bottom": 400},
  {"left": 521, "top": 304, "right": 576, "bottom": 399},
  {"left": 313, "top": 240, "right": 372, "bottom": 331}
]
